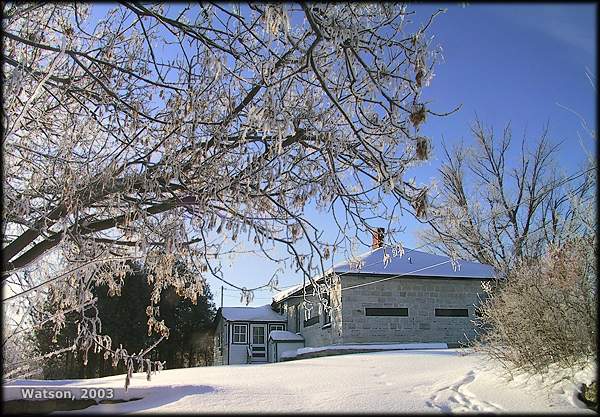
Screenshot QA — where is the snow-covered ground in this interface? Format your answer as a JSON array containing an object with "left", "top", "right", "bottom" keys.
[{"left": 4, "top": 349, "right": 595, "bottom": 414}]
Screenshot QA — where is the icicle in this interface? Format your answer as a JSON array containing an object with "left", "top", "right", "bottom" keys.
[
  {"left": 303, "top": 300, "right": 313, "bottom": 320},
  {"left": 392, "top": 242, "right": 405, "bottom": 258},
  {"left": 240, "top": 288, "right": 254, "bottom": 305},
  {"left": 448, "top": 249, "right": 461, "bottom": 272},
  {"left": 349, "top": 256, "right": 365, "bottom": 271},
  {"left": 450, "top": 253, "right": 461, "bottom": 272},
  {"left": 383, "top": 251, "right": 391, "bottom": 268}
]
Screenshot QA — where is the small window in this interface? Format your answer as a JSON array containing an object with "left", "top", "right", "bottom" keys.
[
  {"left": 270, "top": 323, "right": 285, "bottom": 333},
  {"left": 365, "top": 308, "right": 408, "bottom": 316},
  {"left": 232, "top": 324, "right": 248, "bottom": 343},
  {"left": 323, "top": 293, "right": 332, "bottom": 326},
  {"left": 304, "top": 315, "right": 319, "bottom": 327},
  {"left": 435, "top": 308, "right": 469, "bottom": 317}
]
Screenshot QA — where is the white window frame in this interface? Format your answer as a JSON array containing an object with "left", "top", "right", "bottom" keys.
[
  {"left": 251, "top": 325, "right": 266, "bottom": 345},
  {"left": 269, "top": 323, "right": 285, "bottom": 333},
  {"left": 232, "top": 323, "right": 248, "bottom": 344}
]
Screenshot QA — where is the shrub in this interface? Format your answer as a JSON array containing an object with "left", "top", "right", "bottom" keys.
[{"left": 473, "top": 236, "right": 597, "bottom": 373}]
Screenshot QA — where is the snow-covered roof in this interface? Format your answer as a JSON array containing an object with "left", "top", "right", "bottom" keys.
[
  {"left": 268, "top": 330, "right": 304, "bottom": 342},
  {"left": 333, "top": 247, "right": 496, "bottom": 278},
  {"left": 272, "top": 283, "right": 306, "bottom": 304},
  {"left": 220, "top": 304, "right": 286, "bottom": 322},
  {"left": 273, "top": 247, "right": 496, "bottom": 303}
]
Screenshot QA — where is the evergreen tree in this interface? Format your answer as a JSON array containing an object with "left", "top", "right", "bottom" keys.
[{"left": 33, "top": 261, "right": 216, "bottom": 378}]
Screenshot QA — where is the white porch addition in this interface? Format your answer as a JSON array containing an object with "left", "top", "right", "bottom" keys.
[{"left": 213, "top": 305, "right": 289, "bottom": 365}]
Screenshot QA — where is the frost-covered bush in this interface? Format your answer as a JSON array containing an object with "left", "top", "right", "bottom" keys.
[{"left": 473, "top": 236, "right": 597, "bottom": 373}]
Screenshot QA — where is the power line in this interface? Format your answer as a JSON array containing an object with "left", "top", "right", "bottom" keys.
[
  {"left": 270, "top": 251, "right": 453, "bottom": 301},
  {"left": 7, "top": 166, "right": 593, "bottom": 303},
  {"left": 210, "top": 165, "right": 596, "bottom": 299}
]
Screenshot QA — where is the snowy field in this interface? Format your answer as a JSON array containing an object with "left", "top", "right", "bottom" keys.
[{"left": 4, "top": 349, "right": 595, "bottom": 414}]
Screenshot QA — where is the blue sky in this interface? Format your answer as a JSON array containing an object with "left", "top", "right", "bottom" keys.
[{"left": 208, "top": 3, "right": 596, "bottom": 307}]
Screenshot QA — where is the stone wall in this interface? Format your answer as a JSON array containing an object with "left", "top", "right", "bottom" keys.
[
  {"left": 283, "top": 280, "right": 344, "bottom": 347},
  {"left": 339, "top": 275, "right": 488, "bottom": 345}
]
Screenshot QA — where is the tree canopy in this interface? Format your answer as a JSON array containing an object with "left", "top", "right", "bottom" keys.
[{"left": 2, "top": 3, "right": 449, "bottom": 381}]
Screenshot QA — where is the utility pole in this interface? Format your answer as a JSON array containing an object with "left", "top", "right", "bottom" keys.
[{"left": 220, "top": 285, "right": 223, "bottom": 308}]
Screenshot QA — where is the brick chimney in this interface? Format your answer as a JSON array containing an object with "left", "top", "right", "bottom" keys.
[{"left": 372, "top": 227, "right": 385, "bottom": 249}]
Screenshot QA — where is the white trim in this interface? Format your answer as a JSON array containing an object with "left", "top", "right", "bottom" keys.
[
  {"left": 269, "top": 323, "right": 285, "bottom": 333},
  {"left": 232, "top": 323, "right": 248, "bottom": 344},
  {"left": 250, "top": 323, "right": 267, "bottom": 362}
]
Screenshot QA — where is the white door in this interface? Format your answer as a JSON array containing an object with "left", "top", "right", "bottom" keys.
[{"left": 250, "top": 324, "right": 267, "bottom": 362}]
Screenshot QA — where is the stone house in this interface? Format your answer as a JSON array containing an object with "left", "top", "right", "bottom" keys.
[{"left": 213, "top": 231, "right": 496, "bottom": 365}]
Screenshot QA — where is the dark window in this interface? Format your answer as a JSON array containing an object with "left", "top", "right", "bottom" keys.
[
  {"left": 365, "top": 308, "right": 408, "bottom": 316},
  {"left": 323, "top": 293, "right": 331, "bottom": 326},
  {"left": 295, "top": 305, "right": 301, "bottom": 332},
  {"left": 435, "top": 308, "right": 469, "bottom": 317},
  {"left": 304, "top": 315, "right": 319, "bottom": 327}
]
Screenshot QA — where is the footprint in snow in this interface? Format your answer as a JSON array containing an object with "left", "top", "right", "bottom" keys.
[{"left": 426, "top": 370, "right": 504, "bottom": 413}]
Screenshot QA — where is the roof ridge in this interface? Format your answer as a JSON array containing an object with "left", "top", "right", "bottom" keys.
[{"left": 272, "top": 246, "right": 495, "bottom": 303}]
